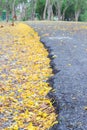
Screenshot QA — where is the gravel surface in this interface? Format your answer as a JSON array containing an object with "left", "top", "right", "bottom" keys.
[{"left": 26, "top": 21, "right": 87, "bottom": 130}]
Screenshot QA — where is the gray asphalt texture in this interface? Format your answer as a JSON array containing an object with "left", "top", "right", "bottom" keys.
[{"left": 26, "top": 21, "right": 87, "bottom": 130}]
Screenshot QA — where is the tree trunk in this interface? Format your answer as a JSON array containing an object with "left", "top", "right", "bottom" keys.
[
  {"left": 57, "top": 5, "right": 61, "bottom": 21},
  {"left": 6, "top": 11, "right": 9, "bottom": 22},
  {"left": 20, "top": 3, "right": 26, "bottom": 20},
  {"left": 31, "top": 0, "right": 37, "bottom": 20},
  {"left": 62, "top": 7, "right": 68, "bottom": 21},
  {"left": 47, "top": 4, "right": 53, "bottom": 20},
  {"left": 12, "top": 0, "right": 16, "bottom": 18},
  {"left": 54, "top": 1, "right": 62, "bottom": 21},
  {"left": 75, "top": 10, "right": 80, "bottom": 21},
  {"left": 6, "top": 0, "right": 9, "bottom": 22},
  {"left": 43, "top": 0, "right": 48, "bottom": 20}
]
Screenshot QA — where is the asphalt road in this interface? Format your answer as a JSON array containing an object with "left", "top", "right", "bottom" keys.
[{"left": 26, "top": 21, "right": 87, "bottom": 130}]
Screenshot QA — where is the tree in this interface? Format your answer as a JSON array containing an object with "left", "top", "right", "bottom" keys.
[
  {"left": 43, "top": 0, "right": 48, "bottom": 20},
  {"left": 30, "top": 0, "right": 37, "bottom": 20},
  {"left": 54, "top": 0, "right": 63, "bottom": 20},
  {"left": 36, "top": 0, "right": 45, "bottom": 19},
  {"left": 73, "top": 0, "right": 87, "bottom": 21},
  {"left": 0, "top": 0, "right": 87, "bottom": 21},
  {"left": 0, "top": 0, "right": 28, "bottom": 21},
  {"left": 80, "top": 10, "right": 87, "bottom": 21},
  {"left": 62, "top": 0, "right": 73, "bottom": 20},
  {"left": 43, "top": 0, "right": 54, "bottom": 20}
]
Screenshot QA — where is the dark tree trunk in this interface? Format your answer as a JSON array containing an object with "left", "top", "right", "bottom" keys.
[{"left": 62, "top": 7, "right": 68, "bottom": 21}]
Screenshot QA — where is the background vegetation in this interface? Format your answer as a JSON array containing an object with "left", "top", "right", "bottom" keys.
[{"left": 0, "top": 0, "right": 87, "bottom": 21}]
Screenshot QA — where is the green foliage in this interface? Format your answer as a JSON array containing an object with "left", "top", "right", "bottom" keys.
[
  {"left": 0, "top": 0, "right": 87, "bottom": 21},
  {"left": 80, "top": 11, "right": 87, "bottom": 21},
  {"left": 36, "top": 0, "right": 45, "bottom": 19},
  {"left": 65, "top": 4, "right": 74, "bottom": 21}
]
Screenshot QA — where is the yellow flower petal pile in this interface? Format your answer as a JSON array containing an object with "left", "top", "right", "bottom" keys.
[{"left": 0, "top": 23, "right": 57, "bottom": 130}]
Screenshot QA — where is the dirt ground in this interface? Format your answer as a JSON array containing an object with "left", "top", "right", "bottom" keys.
[{"left": 26, "top": 21, "right": 87, "bottom": 130}]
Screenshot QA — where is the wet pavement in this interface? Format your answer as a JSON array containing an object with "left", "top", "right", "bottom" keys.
[{"left": 26, "top": 21, "right": 87, "bottom": 130}]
